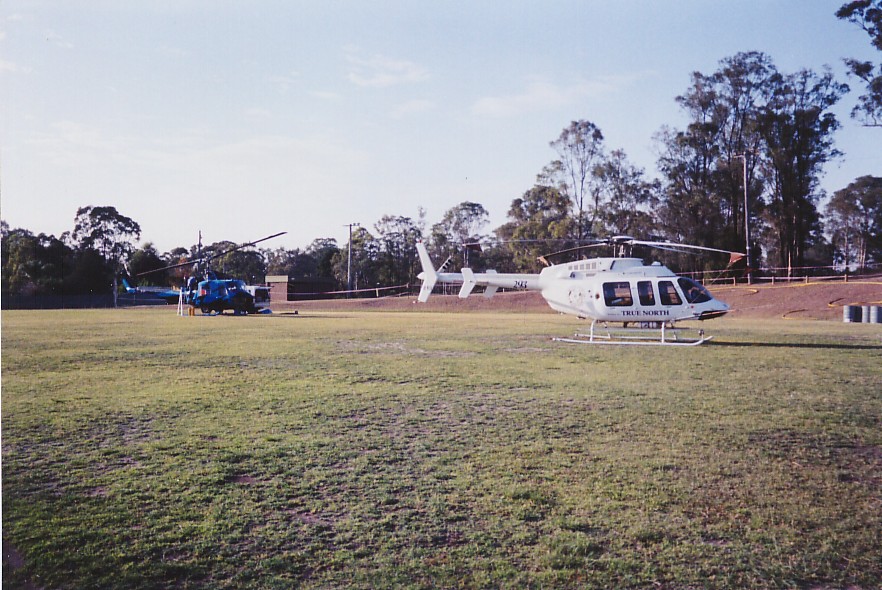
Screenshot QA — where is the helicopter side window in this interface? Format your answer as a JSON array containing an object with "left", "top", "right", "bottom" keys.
[
  {"left": 637, "top": 281, "right": 656, "bottom": 306},
  {"left": 602, "top": 282, "right": 633, "bottom": 307},
  {"left": 658, "top": 281, "right": 682, "bottom": 306},
  {"left": 678, "top": 278, "right": 712, "bottom": 304}
]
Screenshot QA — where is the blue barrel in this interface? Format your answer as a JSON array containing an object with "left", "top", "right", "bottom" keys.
[
  {"left": 843, "top": 305, "right": 860, "bottom": 322},
  {"left": 871, "top": 306, "right": 882, "bottom": 324}
]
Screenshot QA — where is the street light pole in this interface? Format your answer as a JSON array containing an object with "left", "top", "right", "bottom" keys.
[
  {"left": 344, "top": 222, "right": 360, "bottom": 296},
  {"left": 735, "top": 154, "right": 752, "bottom": 284}
]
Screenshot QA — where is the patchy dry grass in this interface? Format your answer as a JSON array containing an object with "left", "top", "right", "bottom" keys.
[{"left": 2, "top": 309, "right": 881, "bottom": 589}]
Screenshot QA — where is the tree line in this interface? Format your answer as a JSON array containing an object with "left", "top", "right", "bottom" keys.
[{"left": 3, "top": 4, "right": 881, "bottom": 299}]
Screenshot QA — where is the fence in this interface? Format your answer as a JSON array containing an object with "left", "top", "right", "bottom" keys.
[
  {"left": 690, "top": 262, "right": 882, "bottom": 286},
  {"left": 2, "top": 293, "right": 169, "bottom": 310}
]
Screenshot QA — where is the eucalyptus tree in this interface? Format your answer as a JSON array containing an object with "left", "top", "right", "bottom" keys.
[
  {"left": 758, "top": 68, "right": 848, "bottom": 271},
  {"left": 374, "top": 215, "right": 422, "bottom": 287},
  {"left": 71, "top": 205, "right": 141, "bottom": 304},
  {"left": 127, "top": 243, "right": 168, "bottom": 286},
  {"left": 264, "top": 247, "right": 314, "bottom": 278},
  {"left": 825, "top": 175, "right": 882, "bottom": 269},
  {"left": 657, "top": 52, "right": 775, "bottom": 256},
  {"left": 495, "top": 185, "right": 573, "bottom": 272},
  {"left": 837, "top": 0, "right": 882, "bottom": 126},
  {"left": 429, "top": 201, "right": 490, "bottom": 268},
  {"left": 657, "top": 53, "right": 847, "bottom": 273},
  {"left": 543, "top": 120, "right": 606, "bottom": 239},
  {"left": 594, "top": 149, "right": 660, "bottom": 237},
  {"left": 305, "top": 238, "right": 340, "bottom": 279},
  {"left": 1, "top": 228, "right": 74, "bottom": 296},
  {"left": 333, "top": 226, "right": 381, "bottom": 291},
  {"left": 655, "top": 124, "right": 729, "bottom": 251}
]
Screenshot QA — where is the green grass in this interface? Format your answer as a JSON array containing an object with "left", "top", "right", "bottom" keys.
[{"left": 2, "top": 308, "right": 881, "bottom": 589}]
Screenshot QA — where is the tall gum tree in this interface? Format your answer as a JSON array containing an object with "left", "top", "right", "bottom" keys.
[
  {"left": 758, "top": 68, "right": 848, "bottom": 272},
  {"left": 495, "top": 185, "right": 573, "bottom": 272},
  {"left": 662, "top": 52, "right": 775, "bottom": 255},
  {"left": 71, "top": 206, "right": 141, "bottom": 305},
  {"left": 837, "top": 0, "right": 882, "bottom": 126},
  {"left": 430, "top": 201, "right": 490, "bottom": 269},
  {"left": 544, "top": 120, "right": 605, "bottom": 239},
  {"left": 657, "top": 54, "right": 847, "bottom": 274},
  {"left": 825, "top": 175, "right": 882, "bottom": 269}
]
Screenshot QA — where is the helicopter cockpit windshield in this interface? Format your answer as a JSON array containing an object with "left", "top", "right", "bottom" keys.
[{"left": 678, "top": 277, "right": 713, "bottom": 304}]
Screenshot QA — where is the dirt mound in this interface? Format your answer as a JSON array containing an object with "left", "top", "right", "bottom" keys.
[
  {"left": 711, "top": 279, "right": 882, "bottom": 321},
  {"left": 274, "top": 279, "right": 882, "bottom": 321}
]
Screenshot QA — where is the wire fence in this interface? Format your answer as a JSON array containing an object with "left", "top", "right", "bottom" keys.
[{"left": 689, "top": 261, "right": 882, "bottom": 285}]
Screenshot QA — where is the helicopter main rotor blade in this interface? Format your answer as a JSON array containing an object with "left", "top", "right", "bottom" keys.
[
  {"left": 535, "top": 241, "right": 610, "bottom": 265},
  {"left": 627, "top": 239, "right": 743, "bottom": 256},
  {"left": 203, "top": 232, "right": 288, "bottom": 261},
  {"left": 135, "top": 231, "right": 286, "bottom": 277},
  {"left": 136, "top": 258, "right": 200, "bottom": 277}
]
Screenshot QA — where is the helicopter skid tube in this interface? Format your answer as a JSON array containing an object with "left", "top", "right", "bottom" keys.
[
  {"left": 553, "top": 320, "right": 713, "bottom": 346},
  {"left": 553, "top": 335, "right": 713, "bottom": 346}
]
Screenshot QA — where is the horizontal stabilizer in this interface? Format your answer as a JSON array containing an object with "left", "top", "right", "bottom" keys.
[
  {"left": 483, "top": 270, "right": 498, "bottom": 298},
  {"left": 459, "top": 268, "right": 476, "bottom": 298}
]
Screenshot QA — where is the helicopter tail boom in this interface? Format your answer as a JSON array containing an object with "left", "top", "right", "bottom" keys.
[{"left": 417, "top": 241, "right": 542, "bottom": 301}]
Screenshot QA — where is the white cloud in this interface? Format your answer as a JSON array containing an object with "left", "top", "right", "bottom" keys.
[
  {"left": 26, "top": 121, "right": 135, "bottom": 171},
  {"left": 345, "top": 47, "right": 428, "bottom": 88},
  {"left": 391, "top": 99, "right": 435, "bottom": 118},
  {"left": 245, "top": 107, "right": 272, "bottom": 119},
  {"left": 471, "top": 76, "right": 638, "bottom": 118},
  {"left": 44, "top": 29, "right": 74, "bottom": 49},
  {"left": 0, "top": 58, "right": 31, "bottom": 74},
  {"left": 156, "top": 45, "right": 190, "bottom": 58},
  {"left": 311, "top": 90, "right": 342, "bottom": 101},
  {"left": 269, "top": 71, "right": 300, "bottom": 93}
]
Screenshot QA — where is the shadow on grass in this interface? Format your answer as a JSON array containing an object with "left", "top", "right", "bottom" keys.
[
  {"left": 710, "top": 341, "right": 882, "bottom": 350},
  {"left": 273, "top": 313, "right": 355, "bottom": 319}
]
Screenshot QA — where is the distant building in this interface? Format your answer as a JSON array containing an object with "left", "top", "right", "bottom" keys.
[{"left": 265, "top": 275, "right": 339, "bottom": 301}]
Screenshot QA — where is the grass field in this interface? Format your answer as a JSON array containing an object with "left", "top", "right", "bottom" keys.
[{"left": 2, "top": 308, "right": 881, "bottom": 589}]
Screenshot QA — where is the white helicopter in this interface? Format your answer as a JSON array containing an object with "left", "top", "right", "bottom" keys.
[{"left": 416, "top": 237, "right": 742, "bottom": 346}]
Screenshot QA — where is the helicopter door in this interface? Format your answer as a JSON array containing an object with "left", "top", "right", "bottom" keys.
[
  {"left": 602, "top": 282, "right": 633, "bottom": 307},
  {"left": 658, "top": 280, "right": 682, "bottom": 306},
  {"left": 678, "top": 278, "right": 713, "bottom": 304},
  {"left": 637, "top": 281, "right": 656, "bottom": 306}
]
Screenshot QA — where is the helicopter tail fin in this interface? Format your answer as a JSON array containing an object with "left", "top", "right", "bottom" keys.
[
  {"left": 121, "top": 277, "right": 136, "bottom": 293},
  {"left": 416, "top": 241, "right": 437, "bottom": 302}
]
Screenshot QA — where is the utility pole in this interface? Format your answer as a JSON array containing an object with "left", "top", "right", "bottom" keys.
[
  {"left": 735, "top": 154, "right": 752, "bottom": 284},
  {"left": 344, "top": 222, "right": 360, "bottom": 296}
]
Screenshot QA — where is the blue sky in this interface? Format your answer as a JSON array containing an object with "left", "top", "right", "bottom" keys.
[{"left": 2, "top": 1, "right": 879, "bottom": 252}]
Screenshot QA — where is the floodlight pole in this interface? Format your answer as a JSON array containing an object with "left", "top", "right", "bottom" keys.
[
  {"left": 345, "top": 222, "right": 360, "bottom": 296},
  {"left": 735, "top": 154, "right": 751, "bottom": 284}
]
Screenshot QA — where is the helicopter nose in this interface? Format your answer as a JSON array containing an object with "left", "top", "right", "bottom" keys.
[{"left": 698, "top": 299, "right": 729, "bottom": 320}]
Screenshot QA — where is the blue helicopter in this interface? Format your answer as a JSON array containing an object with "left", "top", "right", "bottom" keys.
[{"left": 132, "top": 231, "right": 285, "bottom": 315}]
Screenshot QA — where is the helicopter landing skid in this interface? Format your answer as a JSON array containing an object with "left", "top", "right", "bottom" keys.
[{"left": 553, "top": 321, "right": 713, "bottom": 346}]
